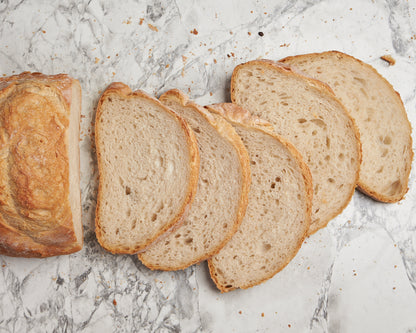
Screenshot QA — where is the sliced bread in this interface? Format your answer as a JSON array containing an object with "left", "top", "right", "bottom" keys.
[
  {"left": 206, "top": 103, "right": 312, "bottom": 292},
  {"left": 95, "top": 83, "right": 199, "bottom": 254},
  {"left": 138, "top": 90, "right": 250, "bottom": 270},
  {"left": 231, "top": 60, "right": 361, "bottom": 235},
  {"left": 280, "top": 51, "right": 413, "bottom": 202}
]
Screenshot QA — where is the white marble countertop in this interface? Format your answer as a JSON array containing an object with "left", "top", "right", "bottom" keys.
[{"left": 1, "top": 0, "right": 416, "bottom": 332}]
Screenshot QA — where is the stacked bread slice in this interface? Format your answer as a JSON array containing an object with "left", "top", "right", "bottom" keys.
[
  {"left": 280, "top": 51, "right": 413, "bottom": 202},
  {"left": 231, "top": 60, "right": 362, "bottom": 235},
  {"left": 94, "top": 51, "right": 412, "bottom": 292},
  {"left": 205, "top": 103, "right": 312, "bottom": 291},
  {"left": 95, "top": 83, "right": 200, "bottom": 254},
  {"left": 138, "top": 90, "right": 251, "bottom": 270}
]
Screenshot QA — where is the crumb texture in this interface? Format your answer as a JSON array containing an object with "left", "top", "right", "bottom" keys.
[
  {"left": 139, "top": 93, "right": 247, "bottom": 270},
  {"left": 209, "top": 121, "right": 310, "bottom": 291},
  {"left": 232, "top": 61, "right": 360, "bottom": 233},
  {"left": 96, "top": 93, "right": 194, "bottom": 253},
  {"left": 281, "top": 52, "right": 412, "bottom": 202}
]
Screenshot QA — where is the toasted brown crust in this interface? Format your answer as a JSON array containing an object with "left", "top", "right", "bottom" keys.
[
  {"left": 138, "top": 89, "right": 251, "bottom": 270},
  {"left": 95, "top": 83, "right": 200, "bottom": 254},
  {"left": 230, "top": 60, "right": 362, "bottom": 235},
  {"left": 205, "top": 103, "right": 313, "bottom": 292},
  {"left": 281, "top": 51, "right": 413, "bottom": 203},
  {"left": 0, "top": 72, "right": 82, "bottom": 257}
]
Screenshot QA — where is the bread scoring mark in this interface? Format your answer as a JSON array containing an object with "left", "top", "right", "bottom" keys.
[{"left": 0, "top": 83, "right": 70, "bottom": 235}]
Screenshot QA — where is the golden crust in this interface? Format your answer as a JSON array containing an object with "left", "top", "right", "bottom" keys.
[
  {"left": 281, "top": 51, "right": 413, "bottom": 203},
  {"left": 205, "top": 103, "right": 313, "bottom": 292},
  {"left": 94, "top": 83, "right": 200, "bottom": 254},
  {"left": 0, "top": 72, "right": 81, "bottom": 257},
  {"left": 230, "top": 60, "right": 362, "bottom": 236},
  {"left": 138, "top": 89, "right": 251, "bottom": 270}
]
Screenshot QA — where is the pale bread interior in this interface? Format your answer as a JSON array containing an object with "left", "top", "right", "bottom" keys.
[
  {"left": 96, "top": 95, "right": 194, "bottom": 252},
  {"left": 209, "top": 119, "right": 310, "bottom": 291},
  {"left": 139, "top": 94, "right": 247, "bottom": 270},
  {"left": 232, "top": 62, "right": 360, "bottom": 234},
  {"left": 281, "top": 52, "right": 412, "bottom": 202}
]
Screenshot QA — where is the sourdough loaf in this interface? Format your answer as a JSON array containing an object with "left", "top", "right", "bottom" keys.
[
  {"left": 95, "top": 83, "right": 199, "bottom": 254},
  {"left": 231, "top": 60, "right": 361, "bottom": 235},
  {"left": 206, "top": 103, "right": 312, "bottom": 292},
  {"left": 280, "top": 51, "right": 413, "bottom": 202},
  {"left": 0, "top": 72, "right": 82, "bottom": 257},
  {"left": 138, "top": 90, "right": 250, "bottom": 270}
]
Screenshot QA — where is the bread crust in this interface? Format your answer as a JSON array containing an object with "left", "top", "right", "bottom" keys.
[
  {"left": 231, "top": 60, "right": 362, "bottom": 235},
  {"left": 280, "top": 51, "right": 413, "bottom": 203},
  {"left": 138, "top": 89, "right": 251, "bottom": 270},
  {"left": 205, "top": 103, "right": 313, "bottom": 292},
  {"left": 95, "top": 83, "right": 200, "bottom": 254},
  {"left": 0, "top": 72, "right": 82, "bottom": 257}
]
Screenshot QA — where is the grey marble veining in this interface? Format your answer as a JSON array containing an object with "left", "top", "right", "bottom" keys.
[{"left": 1, "top": 0, "right": 416, "bottom": 332}]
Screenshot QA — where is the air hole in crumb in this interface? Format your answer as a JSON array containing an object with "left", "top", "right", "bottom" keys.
[
  {"left": 328, "top": 178, "right": 335, "bottom": 183},
  {"left": 315, "top": 208, "right": 320, "bottom": 213},
  {"left": 131, "top": 220, "right": 136, "bottom": 230},
  {"left": 325, "top": 155, "right": 330, "bottom": 161},
  {"left": 175, "top": 234, "right": 181, "bottom": 238},
  {"left": 251, "top": 160, "right": 256, "bottom": 165},
  {"left": 271, "top": 182, "right": 276, "bottom": 189},
  {"left": 381, "top": 149, "right": 388, "bottom": 157},
  {"left": 298, "top": 118, "right": 307, "bottom": 123},
  {"left": 125, "top": 186, "right": 131, "bottom": 195},
  {"left": 310, "top": 119, "right": 326, "bottom": 128},
  {"left": 151, "top": 213, "right": 157, "bottom": 221},
  {"left": 326, "top": 137, "right": 330, "bottom": 148},
  {"left": 389, "top": 180, "right": 402, "bottom": 195},
  {"left": 312, "top": 130, "right": 317, "bottom": 136},
  {"left": 194, "top": 128, "right": 201, "bottom": 134},
  {"left": 225, "top": 285, "right": 233, "bottom": 289},
  {"left": 338, "top": 153, "right": 344, "bottom": 160},
  {"left": 275, "top": 177, "right": 281, "bottom": 182},
  {"left": 223, "top": 223, "right": 228, "bottom": 229},
  {"left": 108, "top": 97, "right": 112, "bottom": 102},
  {"left": 115, "top": 228, "right": 119, "bottom": 235},
  {"left": 263, "top": 243, "right": 271, "bottom": 251},
  {"left": 377, "top": 166, "right": 384, "bottom": 173},
  {"left": 185, "top": 238, "right": 193, "bottom": 244},
  {"left": 383, "top": 136, "right": 392, "bottom": 145}
]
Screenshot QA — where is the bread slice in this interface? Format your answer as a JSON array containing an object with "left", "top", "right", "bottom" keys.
[
  {"left": 231, "top": 60, "right": 361, "bottom": 235},
  {"left": 0, "top": 72, "right": 82, "bottom": 257},
  {"left": 138, "top": 90, "right": 250, "bottom": 270},
  {"left": 280, "top": 51, "right": 413, "bottom": 202},
  {"left": 95, "top": 83, "right": 199, "bottom": 254},
  {"left": 205, "top": 103, "right": 312, "bottom": 292}
]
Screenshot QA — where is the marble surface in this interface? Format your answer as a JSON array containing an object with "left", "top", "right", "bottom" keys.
[{"left": 0, "top": 0, "right": 416, "bottom": 332}]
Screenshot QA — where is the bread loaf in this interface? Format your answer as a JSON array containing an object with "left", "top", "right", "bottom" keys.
[
  {"left": 0, "top": 72, "right": 82, "bottom": 257},
  {"left": 95, "top": 83, "right": 199, "bottom": 254}
]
